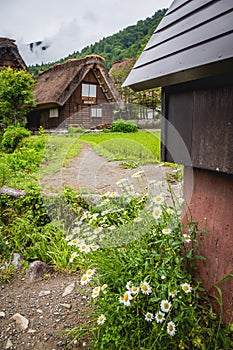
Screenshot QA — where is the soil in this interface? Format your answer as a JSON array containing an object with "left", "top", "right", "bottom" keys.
[{"left": 0, "top": 143, "right": 179, "bottom": 350}]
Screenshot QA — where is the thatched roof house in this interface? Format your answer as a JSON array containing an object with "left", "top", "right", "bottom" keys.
[
  {"left": 0, "top": 37, "right": 27, "bottom": 70},
  {"left": 27, "top": 55, "right": 121, "bottom": 130}
]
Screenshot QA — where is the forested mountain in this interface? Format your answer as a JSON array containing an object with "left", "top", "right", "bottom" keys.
[{"left": 29, "top": 9, "right": 166, "bottom": 78}]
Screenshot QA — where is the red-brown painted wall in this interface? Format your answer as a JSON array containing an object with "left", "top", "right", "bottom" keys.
[{"left": 183, "top": 167, "right": 233, "bottom": 323}]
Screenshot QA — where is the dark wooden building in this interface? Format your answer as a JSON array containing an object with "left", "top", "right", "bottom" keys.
[
  {"left": 0, "top": 37, "right": 27, "bottom": 70},
  {"left": 27, "top": 55, "right": 121, "bottom": 131},
  {"left": 123, "top": 0, "right": 233, "bottom": 323}
]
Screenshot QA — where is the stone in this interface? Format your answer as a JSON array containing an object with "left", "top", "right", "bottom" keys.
[
  {"left": 12, "top": 313, "right": 29, "bottom": 330},
  {"left": 26, "top": 260, "right": 53, "bottom": 281},
  {"left": 5, "top": 338, "right": 13, "bottom": 349},
  {"left": 0, "top": 311, "right": 6, "bottom": 317},
  {"left": 11, "top": 253, "right": 25, "bottom": 269},
  {"left": 60, "top": 303, "right": 71, "bottom": 309},
  {"left": 39, "top": 290, "right": 51, "bottom": 297},
  {"left": 62, "top": 282, "right": 76, "bottom": 297}
]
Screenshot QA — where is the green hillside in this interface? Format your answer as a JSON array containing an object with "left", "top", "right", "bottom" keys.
[{"left": 29, "top": 9, "right": 166, "bottom": 78}]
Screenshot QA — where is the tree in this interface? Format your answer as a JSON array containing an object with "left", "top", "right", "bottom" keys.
[{"left": 0, "top": 67, "right": 36, "bottom": 130}]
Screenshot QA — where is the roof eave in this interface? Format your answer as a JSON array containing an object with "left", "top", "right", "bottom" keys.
[{"left": 123, "top": 58, "right": 233, "bottom": 91}]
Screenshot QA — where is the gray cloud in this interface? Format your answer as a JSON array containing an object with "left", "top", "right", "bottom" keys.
[{"left": 1, "top": 0, "right": 173, "bottom": 65}]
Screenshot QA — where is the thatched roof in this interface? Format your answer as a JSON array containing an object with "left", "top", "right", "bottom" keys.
[
  {"left": 35, "top": 55, "right": 121, "bottom": 107},
  {"left": 0, "top": 37, "right": 27, "bottom": 70}
]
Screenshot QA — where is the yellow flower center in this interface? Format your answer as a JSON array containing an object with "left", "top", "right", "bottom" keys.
[
  {"left": 183, "top": 285, "right": 189, "bottom": 291},
  {"left": 123, "top": 294, "right": 129, "bottom": 301},
  {"left": 168, "top": 325, "right": 173, "bottom": 331},
  {"left": 141, "top": 284, "right": 148, "bottom": 292},
  {"left": 164, "top": 303, "right": 169, "bottom": 309}
]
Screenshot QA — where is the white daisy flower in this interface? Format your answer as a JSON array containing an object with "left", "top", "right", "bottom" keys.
[
  {"left": 155, "top": 311, "right": 165, "bottom": 323},
  {"left": 152, "top": 206, "right": 162, "bottom": 220},
  {"left": 183, "top": 234, "right": 191, "bottom": 243},
  {"left": 162, "top": 228, "right": 171, "bottom": 235},
  {"left": 72, "top": 226, "right": 81, "bottom": 234},
  {"left": 94, "top": 226, "right": 103, "bottom": 234},
  {"left": 101, "top": 209, "right": 109, "bottom": 216},
  {"left": 130, "top": 286, "right": 139, "bottom": 295},
  {"left": 109, "top": 191, "right": 119, "bottom": 198},
  {"left": 80, "top": 212, "right": 89, "bottom": 221},
  {"left": 161, "top": 300, "right": 172, "bottom": 313},
  {"left": 80, "top": 274, "right": 90, "bottom": 286},
  {"left": 119, "top": 291, "right": 132, "bottom": 306},
  {"left": 78, "top": 243, "right": 91, "bottom": 253},
  {"left": 70, "top": 238, "right": 79, "bottom": 246},
  {"left": 166, "top": 208, "right": 174, "bottom": 215},
  {"left": 169, "top": 290, "right": 177, "bottom": 298},
  {"left": 65, "top": 234, "right": 73, "bottom": 241},
  {"left": 69, "top": 252, "right": 77, "bottom": 263},
  {"left": 101, "top": 284, "right": 108, "bottom": 294},
  {"left": 153, "top": 194, "right": 164, "bottom": 205},
  {"left": 140, "top": 281, "right": 152, "bottom": 295},
  {"left": 91, "top": 245, "right": 100, "bottom": 251},
  {"left": 181, "top": 282, "right": 192, "bottom": 293},
  {"left": 97, "top": 314, "right": 106, "bottom": 325},
  {"left": 126, "top": 281, "right": 133, "bottom": 290},
  {"left": 86, "top": 269, "right": 95, "bottom": 277},
  {"left": 116, "top": 178, "right": 128, "bottom": 187},
  {"left": 145, "top": 312, "right": 154, "bottom": 322},
  {"left": 167, "top": 321, "right": 176, "bottom": 336},
  {"left": 134, "top": 217, "right": 143, "bottom": 223}
]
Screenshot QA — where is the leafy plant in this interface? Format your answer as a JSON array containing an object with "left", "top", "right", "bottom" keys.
[
  {"left": 111, "top": 119, "right": 138, "bottom": 133},
  {"left": 1, "top": 125, "right": 31, "bottom": 153},
  {"left": 0, "top": 67, "right": 36, "bottom": 129},
  {"left": 65, "top": 176, "right": 232, "bottom": 349}
]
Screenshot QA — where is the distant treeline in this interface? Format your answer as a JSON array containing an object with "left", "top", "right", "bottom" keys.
[{"left": 29, "top": 9, "right": 166, "bottom": 78}]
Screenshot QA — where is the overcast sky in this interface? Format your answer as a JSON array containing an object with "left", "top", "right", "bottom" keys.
[{"left": 0, "top": 0, "right": 173, "bottom": 66}]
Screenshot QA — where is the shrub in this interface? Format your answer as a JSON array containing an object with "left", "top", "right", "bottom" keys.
[
  {"left": 111, "top": 119, "right": 138, "bottom": 133},
  {"left": 68, "top": 126, "right": 85, "bottom": 135},
  {"left": 1, "top": 126, "right": 31, "bottom": 153}
]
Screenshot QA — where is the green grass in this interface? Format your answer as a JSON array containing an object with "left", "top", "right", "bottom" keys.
[
  {"left": 79, "top": 131, "right": 161, "bottom": 164},
  {"left": 38, "top": 135, "right": 82, "bottom": 178}
]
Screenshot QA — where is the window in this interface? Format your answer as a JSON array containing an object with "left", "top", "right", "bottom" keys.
[
  {"left": 82, "top": 83, "right": 97, "bottom": 98},
  {"left": 91, "top": 107, "right": 102, "bottom": 118},
  {"left": 49, "top": 108, "right": 58, "bottom": 118}
]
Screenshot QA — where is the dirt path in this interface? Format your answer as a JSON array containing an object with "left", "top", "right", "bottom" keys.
[{"left": 40, "top": 143, "right": 177, "bottom": 196}]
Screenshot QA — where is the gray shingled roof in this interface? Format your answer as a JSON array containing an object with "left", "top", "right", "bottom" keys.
[{"left": 123, "top": 0, "right": 233, "bottom": 91}]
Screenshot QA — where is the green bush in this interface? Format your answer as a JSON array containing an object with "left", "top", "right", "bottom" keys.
[
  {"left": 68, "top": 126, "right": 85, "bottom": 135},
  {"left": 1, "top": 126, "right": 31, "bottom": 153},
  {"left": 111, "top": 119, "right": 138, "bottom": 133}
]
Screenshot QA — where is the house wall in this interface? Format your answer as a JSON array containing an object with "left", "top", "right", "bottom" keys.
[
  {"left": 183, "top": 167, "right": 233, "bottom": 323},
  {"left": 161, "top": 74, "right": 233, "bottom": 175},
  {"left": 161, "top": 74, "right": 233, "bottom": 322},
  {"left": 27, "top": 69, "right": 113, "bottom": 130}
]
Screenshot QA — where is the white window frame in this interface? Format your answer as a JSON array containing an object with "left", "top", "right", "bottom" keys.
[
  {"left": 49, "top": 108, "right": 59, "bottom": 118},
  {"left": 91, "top": 107, "right": 102, "bottom": 118},
  {"left": 82, "top": 83, "right": 97, "bottom": 98}
]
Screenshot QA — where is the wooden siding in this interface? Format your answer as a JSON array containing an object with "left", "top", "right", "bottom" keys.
[
  {"left": 27, "top": 69, "right": 112, "bottom": 130},
  {"left": 161, "top": 76, "right": 233, "bottom": 174},
  {"left": 183, "top": 167, "right": 233, "bottom": 323},
  {"left": 123, "top": 0, "right": 233, "bottom": 90}
]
